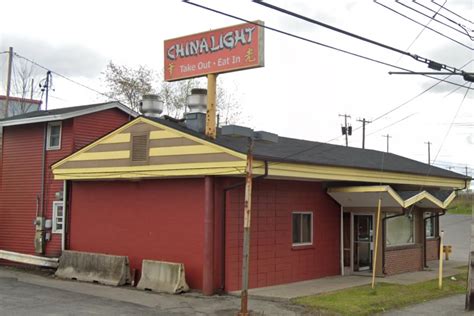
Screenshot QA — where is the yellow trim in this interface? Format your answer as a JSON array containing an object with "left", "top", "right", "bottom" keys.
[
  {"left": 69, "top": 151, "right": 130, "bottom": 161},
  {"left": 53, "top": 161, "right": 250, "bottom": 180},
  {"left": 404, "top": 191, "right": 444, "bottom": 208},
  {"left": 149, "top": 145, "right": 221, "bottom": 156},
  {"left": 52, "top": 118, "right": 143, "bottom": 169},
  {"left": 54, "top": 161, "right": 248, "bottom": 175},
  {"left": 142, "top": 117, "right": 247, "bottom": 160},
  {"left": 328, "top": 185, "right": 390, "bottom": 193},
  {"left": 443, "top": 191, "right": 457, "bottom": 208},
  {"left": 149, "top": 130, "right": 182, "bottom": 139},
  {"left": 267, "top": 162, "right": 465, "bottom": 189},
  {"left": 101, "top": 133, "right": 130, "bottom": 144}
]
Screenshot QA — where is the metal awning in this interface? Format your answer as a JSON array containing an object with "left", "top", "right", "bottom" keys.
[{"left": 327, "top": 185, "right": 456, "bottom": 209}]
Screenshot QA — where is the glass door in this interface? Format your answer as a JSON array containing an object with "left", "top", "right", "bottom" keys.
[{"left": 353, "top": 215, "right": 373, "bottom": 271}]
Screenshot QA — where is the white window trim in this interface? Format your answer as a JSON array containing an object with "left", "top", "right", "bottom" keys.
[
  {"left": 46, "top": 121, "right": 62, "bottom": 150},
  {"left": 386, "top": 213, "right": 416, "bottom": 247},
  {"left": 52, "top": 201, "right": 64, "bottom": 234},
  {"left": 292, "top": 211, "right": 313, "bottom": 246}
]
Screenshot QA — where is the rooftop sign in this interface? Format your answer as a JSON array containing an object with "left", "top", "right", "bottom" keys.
[{"left": 164, "top": 21, "right": 264, "bottom": 81}]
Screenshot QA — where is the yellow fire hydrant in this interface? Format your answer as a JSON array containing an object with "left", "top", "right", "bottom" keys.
[{"left": 443, "top": 245, "right": 452, "bottom": 261}]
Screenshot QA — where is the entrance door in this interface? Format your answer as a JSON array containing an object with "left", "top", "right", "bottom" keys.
[{"left": 353, "top": 215, "right": 373, "bottom": 271}]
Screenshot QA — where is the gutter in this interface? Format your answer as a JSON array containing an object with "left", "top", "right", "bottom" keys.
[
  {"left": 382, "top": 209, "right": 406, "bottom": 274},
  {"left": 423, "top": 209, "right": 446, "bottom": 268},
  {"left": 219, "top": 160, "right": 268, "bottom": 293}
]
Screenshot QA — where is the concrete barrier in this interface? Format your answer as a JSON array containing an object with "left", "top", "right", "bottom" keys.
[
  {"left": 55, "top": 250, "right": 131, "bottom": 286},
  {"left": 137, "top": 260, "right": 189, "bottom": 294},
  {"left": 0, "top": 250, "right": 58, "bottom": 268}
]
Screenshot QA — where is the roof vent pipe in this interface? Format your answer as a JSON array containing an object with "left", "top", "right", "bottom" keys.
[
  {"left": 184, "top": 89, "right": 207, "bottom": 134},
  {"left": 139, "top": 94, "right": 163, "bottom": 118}
]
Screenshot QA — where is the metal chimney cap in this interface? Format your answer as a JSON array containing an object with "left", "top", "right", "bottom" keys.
[{"left": 140, "top": 94, "right": 163, "bottom": 118}]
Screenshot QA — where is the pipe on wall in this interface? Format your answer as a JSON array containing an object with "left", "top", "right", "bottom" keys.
[
  {"left": 219, "top": 161, "right": 268, "bottom": 292},
  {"left": 203, "top": 176, "right": 215, "bottom": 295},
  {"left": 382, "top": 209, "right": 406, "bottom": 274},
  {"left": 423, "top": 209, "right": 445, "bottom": 268}
]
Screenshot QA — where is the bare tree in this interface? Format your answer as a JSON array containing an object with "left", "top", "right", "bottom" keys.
[
  {"left": 11, "top": 58, "right": 42, "bottom": 114},
  {"left": 103, "top": 61, "right": 154, "bottom": 112},
  {"left": 103, "top": 61, "right": 244, "bottom": 124}
]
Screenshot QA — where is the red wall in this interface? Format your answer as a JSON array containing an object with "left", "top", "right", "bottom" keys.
[
  {"left": 68, "top": 179, "right": 205, "bottom": 289},
  {"left": 224, "top": 179, "right": 341, "bottom": 291},
  {"left": 0, "top": 108, "right": 130, "bottom": 258}
]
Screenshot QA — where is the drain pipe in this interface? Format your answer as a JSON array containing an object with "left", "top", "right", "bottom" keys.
[
  {"left": 382, "top": 210, "right": 406, "bottom": 274},
  {"left": 423, "top": 210, "right": 446, "bottom": 268},
  {"left": 219, "top": 161, "right": 268, "bottom": 292}
]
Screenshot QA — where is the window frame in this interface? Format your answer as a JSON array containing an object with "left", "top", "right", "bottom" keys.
[
  {"left": 385, "top": 213, "right": 416, "bottom": 247},
  {"left": 52, "top": 201, "right": 65, "bottom": 234},
  {"left": 292, "top": 211, "right": 313, "bottom": 246},
  {"left": 46, "top": 121, "right": 62, "bottom": 150},
  {"left": 424, "top": 212, "right": 437, "bottom": 239}
]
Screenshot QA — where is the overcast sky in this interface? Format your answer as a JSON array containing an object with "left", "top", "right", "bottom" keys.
[{"left": 0, "top": 0, "right": 472, "bottom": 176}]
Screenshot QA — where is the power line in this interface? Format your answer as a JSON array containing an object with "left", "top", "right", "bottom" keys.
[
  {"left": 13, "top": 53, "right": 119, "bottom": 104},
  {"left": 397, "top": 0, "right": 473, "bottom": 40},
  {"left": 374, "top": 0, "right": 473, "bottom": 51},
  {"left": 182, "top": 1, "right": 473, "bottom": 90},
  {"left": 431, "top": 0, "right": 474, "bottom": 25},
  {"left": 431, "top": 83, "right": 472, "bottom": 167},
  {"left": 182, "top": 0, "right": 471, "bottom": 171},
  {"left": 412, "top": 0, "right": 474, "bottom": 39},
  {"left": 367, "top": 112, "right": 418, "bottom": 137},
  {"left": 396, "top": 0, "right": 445, "bottom": 59},
  {"left": 253, "top": 0, "right": 472, "bottom": 73}
]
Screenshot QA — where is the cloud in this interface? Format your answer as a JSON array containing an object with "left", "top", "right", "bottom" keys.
[{"left": 0, "top": 34, "right": 106, "bottom": 78}]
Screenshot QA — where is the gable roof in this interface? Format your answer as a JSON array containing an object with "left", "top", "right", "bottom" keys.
[
  {"left": 151, "top": 117, "right": 468, "bottom": 181},
  {"left": 0, "top": 101, "right": 137, "bottom": 127},
  {"left": 52, "top": 116, "right": 469, "bottom": 188}
]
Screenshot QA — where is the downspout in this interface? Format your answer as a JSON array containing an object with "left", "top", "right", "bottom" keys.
[
  {"left": 340, "top": 206, "right": 344, "bottom": 276},
  {"left": 423, "top": 210, "right": 446, "bottom": 268},
  {"left": 382, "top": 209, "right": 406, "bottom": 274},
  {"left": 219, "top": 160, "right": 268, "bottom": 292},
  {"left": 40, "top": 123, "right": 47, "bottom": 218},
  {"left": 61, "top": 180, "right": 68, "bottom": 252}
]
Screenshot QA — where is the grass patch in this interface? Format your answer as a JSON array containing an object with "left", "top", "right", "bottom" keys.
[
  {"left": 447, "top": 195, "right": 473, "bottom": 215},
  {"left": 293, "top": 273, "right": 467, "bottom": 316}
]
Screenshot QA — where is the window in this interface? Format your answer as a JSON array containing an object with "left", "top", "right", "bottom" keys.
[
  {"left": 424, "top": 212, "right": 437, "bottom": 238},
  {"left": 385, "top": 213, "right": 414, "bottom": 246},
  {"left": 47, "top": 122, "right": 62, "bottom": 150},
  {"left": 292, "top": 212, "right": 313, "bottom": 245},
  {"left": 52, "top": 201, "right": 64, "bottom": 234}
]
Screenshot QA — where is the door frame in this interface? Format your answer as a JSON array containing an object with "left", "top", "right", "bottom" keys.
[{"left": 351, "top": 212, "right": 375, "bottom": 273}]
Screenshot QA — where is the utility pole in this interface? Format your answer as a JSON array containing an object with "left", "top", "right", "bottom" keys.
[
  {"left": 3, "top": 47, "right": 14, "bottom": 118},
  {"left": 382, "top": 134, "right": 392, "bottom": 153},
  {"left": 425, "top": 141, "right": 432, "bottom": 165},
  {"left": 357, "top": 118, "right": 371, "bottom": 149},
  {"left": 339, "top": 114, "right": 352, "bottom": 147},
  {"left": 39, "top": 71, "right": 52, "bottom": 111}
]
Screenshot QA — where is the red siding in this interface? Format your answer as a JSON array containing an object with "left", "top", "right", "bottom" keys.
[
  {"left": 72, "top": 108, "right": 132, "bottom": 150},
  {"left": 0, "top": 123, "right": 44, "bottom": 255},
  {"left": 0, "top": 108, "right": 130, "bottom": 258},
  {"left": 68, "top": 179, "right": 205, "bottom": 289},
  {"left": 224, "top": 179, "right": 341, "bottom": 291}
]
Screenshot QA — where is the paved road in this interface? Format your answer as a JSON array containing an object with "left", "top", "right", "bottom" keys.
[
  {"left": 0, "top": 269, "right": 304, "bottom": 316},
  {"left": 384, "top": 294, "right": 470, "bottom": 315},
  {"left": 0, "top": 277, "right": 162, "bottom": 316},
  {"left": 440, "top": 214, "right": 472, "bottom": 262}
]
